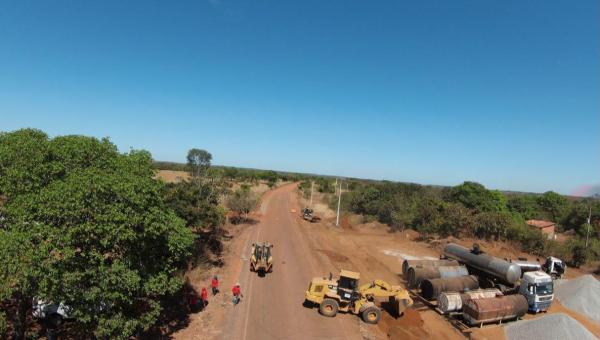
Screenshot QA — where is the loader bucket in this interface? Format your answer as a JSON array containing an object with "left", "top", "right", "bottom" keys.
[{"left": 387, "top": 295, "right": 413, "bottom": 317}]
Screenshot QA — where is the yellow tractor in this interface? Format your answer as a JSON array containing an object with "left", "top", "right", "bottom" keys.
[
  {"left": 304, "top": 269, "right": 413, "bottom": 324},
  {"left": 250, "top": 242, "right": 273, "bottom": 275}
]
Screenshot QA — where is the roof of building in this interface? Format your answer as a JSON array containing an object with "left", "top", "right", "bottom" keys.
[{"left": 527, "top": 220, "right": 556, "bottom": 229}]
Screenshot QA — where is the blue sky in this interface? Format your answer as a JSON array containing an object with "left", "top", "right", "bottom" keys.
[{"left": 1, "top": 1, "right": 598, "bottom": 195}]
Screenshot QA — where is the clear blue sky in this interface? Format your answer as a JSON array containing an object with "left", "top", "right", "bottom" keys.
[{"left": 1, "top": 1, "right": 598, "bottom": 195}]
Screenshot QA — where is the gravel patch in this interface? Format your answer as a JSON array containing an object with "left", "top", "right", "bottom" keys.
[
  {"left": 505, "top": 313, "right": 596, "bottom": 340},
  {"left": 554, "top": 274, "right": 600, "bottom": 323}
]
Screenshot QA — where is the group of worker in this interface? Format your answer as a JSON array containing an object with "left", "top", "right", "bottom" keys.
[{"left": 187, "top": 275, "right": 244, "bottom": 312}]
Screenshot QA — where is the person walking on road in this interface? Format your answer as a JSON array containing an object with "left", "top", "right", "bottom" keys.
[
  {"left": 200, "top": 287, "right": 209, "bottom": 310},
  {"left": 232, "top": 283, "right": 243, "bottom": 305},
  {"left": 211, "top": 275, "right": 220, "bottom": 296}
]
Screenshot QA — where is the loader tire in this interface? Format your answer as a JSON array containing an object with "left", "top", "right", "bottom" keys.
[
  {"left": 319, "top": 299, "right": 339, "bottom": 317},
  {"left": 361, "top": 306, "right": 381, "bottom": 324}
]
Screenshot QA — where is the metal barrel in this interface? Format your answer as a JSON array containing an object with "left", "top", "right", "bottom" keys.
[
  {"left": 438, "top": 292, "right": 462, "bottom": 313},
  {"left": 462, "top": 294, "right": 528, "bottom": 326},
  {"left": 443, "top": 243, "right": 521, "bottom": 284},
  {"left": 408, "top": 266, "right": 469, "bottom": 288},
  {"left": 401, "top": 259, "right": 459, "bottom": 276},
  {"left": 419, "top": 275, "right": 479, "bottom": 301},
  {"left": 438, "top": 288, "right": 503, "bottom": 313},
  {"left": 512, "top": 260, "right": 542, "bottom": 274}
]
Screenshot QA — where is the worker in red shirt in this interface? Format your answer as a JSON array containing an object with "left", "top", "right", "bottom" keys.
[
  {"left": 211, "top": 275, "right": 220, "bottom": 296},
  {"left": 232, "top": 283, "right": 243, "bottom": 305},
  {"left": 187, "top": 290, "right": 199, "bottom": 312},
  {"left": 200, "top": 287, "right": 209, "bottom": 310}
]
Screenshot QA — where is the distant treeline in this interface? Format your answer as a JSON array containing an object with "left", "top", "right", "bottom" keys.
[
  {"left": 300, "top": 179, "right": 600, "bottom": 268},
  {"left": 154, "top": 160, "right": 340, "bottom": 184}
]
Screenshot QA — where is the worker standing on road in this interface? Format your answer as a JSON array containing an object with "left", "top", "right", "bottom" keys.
[
  {"left": 232, "top": 283, "right": 243, "bottom": 305},
  {"left": 201, "top": 287, "right": 208, "bottom": 310},
  {"left": 187, "top": 290, "right": 199, "bottom": 312},
  {"left": 211, "top": 275, "right": 220, "bottom": 296}
]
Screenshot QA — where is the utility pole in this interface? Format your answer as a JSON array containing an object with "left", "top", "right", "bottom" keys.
[
  {"left": 586, "top": 204, "right": 592, "bottom": 248},
  {"left": 336, "top": 179, "right": 342, "bottom": 227},
  {"left": 309, "top": 181, "right": 314, "bottom": 208}
]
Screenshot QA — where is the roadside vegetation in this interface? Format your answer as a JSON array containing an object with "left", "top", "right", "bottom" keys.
[{"left": 300, "top": 179, "right": 600, "bottom": 268}]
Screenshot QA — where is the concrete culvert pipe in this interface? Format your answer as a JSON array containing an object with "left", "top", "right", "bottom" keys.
[
  {"left": 438, "top": 289, "right": 503, "bottom": 313},
  {"left": 462, "top": 295, "right": 528, "bottom": 326},
  {"left": 420, "top": 275, "right": 479, "bottom": 301},
  {"left": 407, "top": 266, "right": 469, "bottom": 288},
  {"left": 401, "top": 259, "right": 459, "bottom": 276}
]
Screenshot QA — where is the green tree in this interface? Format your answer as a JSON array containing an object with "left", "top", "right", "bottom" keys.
[
  {"left": 537, "top": 191, "right": 569, "bottom": 224},
  {"left": 0, "top": 129, "right": 194, "bottom": 339},
  {"left": 226, "top": 187, "right": 259, "bottom": 223},
  {"left": 439, "top": 202, "right": 474, "bottom": 237},
  {"left": 186, "top": 148, "right": 212, "bottom": 178},
  {"left": 0, "top": 228, "right": 47, "bottom": 339},
  {"left": 507, "top": 195, "right": 541, "bottom": 220},
  {"left": 472, "top": 211, "right": 513, "bottom": 240},
  {"left": 449, "top": 181, "right": 507, "bottom": 213}
]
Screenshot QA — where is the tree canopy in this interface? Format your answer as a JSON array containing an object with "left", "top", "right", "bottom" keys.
[{"left": 0, "top": 129, "right": 194, "bottom": 339}]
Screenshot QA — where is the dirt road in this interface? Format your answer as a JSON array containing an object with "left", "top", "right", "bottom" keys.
[
  {"left": 220, "top": 183, "right": 365, "bottom": 340},
  {"left": 175, "top": 183, "right": 463, "bottom": 340}
]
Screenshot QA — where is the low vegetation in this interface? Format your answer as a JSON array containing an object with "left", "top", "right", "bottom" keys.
[{"left": 300, "top": 179, "right": 600, "bottom": 267}]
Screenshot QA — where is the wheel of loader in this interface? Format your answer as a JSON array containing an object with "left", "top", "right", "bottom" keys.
[
  {"left": 361, "top": 307, "right": 381, "bottom": 324},
  {"left": 319, "top": 298, "right": 339, "bottom": 317}
]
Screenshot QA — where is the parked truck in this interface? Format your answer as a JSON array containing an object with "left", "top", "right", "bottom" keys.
[{"left": 443, "top": 243, "right": 554, "bottom": 313}]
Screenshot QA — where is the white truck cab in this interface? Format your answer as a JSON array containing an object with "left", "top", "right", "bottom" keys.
[
  {"left": 519, "top": 271, "right": 553, "bottom": 313},
  {"left": 543, "top": 256, "right": 566, "bottom": 279}
]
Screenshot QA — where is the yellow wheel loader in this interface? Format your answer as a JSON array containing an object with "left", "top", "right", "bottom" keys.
[
  {"left": 250, "top": 242, "right": 273, "bottom": 275},
  {"left": 304, "top": 270, "right": 413, "bottom": 324}
]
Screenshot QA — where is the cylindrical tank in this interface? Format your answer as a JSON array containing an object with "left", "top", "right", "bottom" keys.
[
  {"left": 401, "top": 259, "right": 459, "bottom": 276},
  {"left": 408, "top": 266, "right": 469, "bottom": 288},
  {"left": 462, "top": 295, "right": 528, "bottom": 326},
  {"left": 512, "top": 260, "right": 542, "bottom": 273},
  {"left": 420, "top": 275, "right": 479, "bottom": 300},
  {"left": 443, "top": 243, "right": 521, "bottom": 284},
  {"left": 438, "top": 289, "right": 503, "bottom": 313}
]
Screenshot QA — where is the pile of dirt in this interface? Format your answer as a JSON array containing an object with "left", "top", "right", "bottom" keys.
[
  {"left": 554, "top": 274, "right": 600, "bottom": 323},
  {"left": 505, "top": 313, "right": 596, "bottom": 340}
]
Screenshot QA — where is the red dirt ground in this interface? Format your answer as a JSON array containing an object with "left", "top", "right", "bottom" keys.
[{"left": 172, "top": 184, "right": 600, "bottom": 340}]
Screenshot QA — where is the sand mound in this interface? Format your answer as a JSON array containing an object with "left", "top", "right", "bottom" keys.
[
  {"left": 554, "top": 274, "right": 600, "bottom": 323},
  {"left": 505, "top": 313, "right": 596, "bottom": 340}
]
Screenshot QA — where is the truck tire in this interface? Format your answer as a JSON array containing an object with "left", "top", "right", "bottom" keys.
[
  {"left": 319, "top": 298, "right": 339, "bottom": 317},
  {"left": 361, "top": 307, "right": 381, "bottom": 324}
]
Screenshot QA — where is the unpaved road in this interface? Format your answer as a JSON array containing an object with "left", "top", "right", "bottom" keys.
[
  {"left": 220, "top": 183, "right": 366, "bottom": 340},
  {"left": 175, "top": 182, "right": 463, "bottom": 340},
  {"left": 175, "top": 183, "right": 600, "bottom": 340}
]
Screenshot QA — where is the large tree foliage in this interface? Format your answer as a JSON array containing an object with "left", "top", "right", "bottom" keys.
[
  {"left": 449, "top": 181, "right": 507, "bottom": 213},
  {"left": 0, "top": 129, "right": 194, "bottom": 339},
  {"left": 536, "top": 191, "right": 570, "bottom": 224},
  {"left": 186, "top": 148, "right": 212, "bottom": 178}
]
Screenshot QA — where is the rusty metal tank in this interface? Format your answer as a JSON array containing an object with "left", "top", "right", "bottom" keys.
[
  {"left": 407, "top": 265, "right": 469, "bottom": 288},
  {"left": 443, "top": 243, "right": 521, "bottom": 285},
  {"left": 401, "top": 259, "right": 459, "bottom": 276},
  {"left": 438, "top": 288, "right": 503, "bottom": 313},
  {"left": 462, "top": 295, "right": 528, "bottom": 326},
  {"left": 419, "top": 275, "right": 479, "bottom": 300}
]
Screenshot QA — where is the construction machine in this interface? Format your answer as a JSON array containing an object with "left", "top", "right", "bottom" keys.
[
  {"left": 250, "top": 242, "right": 273, "bottom": 275},
  {"left": 304, "top": 269, "right": 413, "bottom": 324}
]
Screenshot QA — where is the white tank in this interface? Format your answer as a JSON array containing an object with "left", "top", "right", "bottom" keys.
[{"left": 438, "top": 292, "right": 462, "bottom": 313}]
